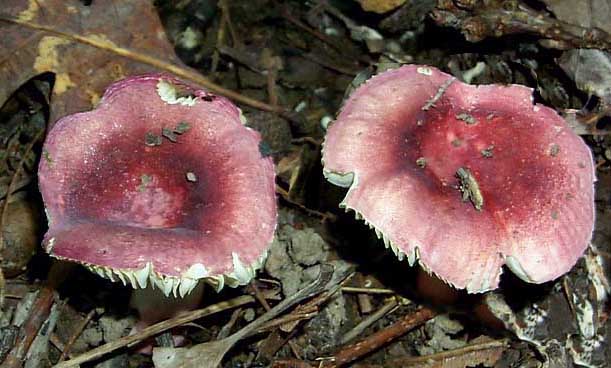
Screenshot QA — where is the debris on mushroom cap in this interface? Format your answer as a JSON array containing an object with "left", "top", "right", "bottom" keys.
[
  {"left": 38, "top": 73, "right": 277, "bottom": 297},
  {"left": 322, "top": 65, "right": 595, "bottom": 293}
]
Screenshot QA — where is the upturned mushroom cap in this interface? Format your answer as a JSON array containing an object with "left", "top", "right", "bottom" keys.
[
  {"left": 39, "top": 74, "right": 277, "bottom": 297},
  {"left": 323, "top": 65, "right": 595, "bottom": 293}
]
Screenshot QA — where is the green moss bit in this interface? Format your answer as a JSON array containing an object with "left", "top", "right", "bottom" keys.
[
  {"left": 481, "top": 145, "right": 494, "bottom": 158},
  {"left": 138, "top": 174, "right": 152, "bottom": 192},
  {"left": 551, "top": 210, "right": 559, "bottom": 220},
  {"left": 42, "top": 149, "right": 53, "bottom": 165},
  {"left": 174, "top": 121, "right": 191, "bottom": 134},
  {"left": 416, "top": 157, "right": 427, "bottom": 168},
  {"left": 549, "top": 143, "right": 560, "bottom": 157},
  {"left": 186, "top": 171, "right": 197, "bottom": 182},
  {"left": 456, "top": 113, "right": 477, "bottom": 125},
  {"left": 145, "top": 132, "right": 162, "bottom": 147},
  {"left": 451, "top": 139, "right": 462, "bottom": 147},
  {"left": 456, "top": 167, "right": 484, "bottom": 211},
  {"left": 162, "top": 128, "right": 178, "bottom": 143},
  {"left": 258, "top": 141, "right": 273, "bottom": 157}
]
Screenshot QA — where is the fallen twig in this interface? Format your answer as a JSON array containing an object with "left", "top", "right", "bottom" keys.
[
  {"left": 353, "top": 338, "right": 509, "bottom": 368},
  {"left": 432, "top": 0, "right": 611, "bottom": 52},
  {"left": 152, "top": 264, "right": 352, "bottom": 368},
  {"left": 58, "top": 309, "right": 96, "bottom": 362},
  {"left": 50, "top": 334, "right": 73, "bottom": 360},
  {"left": 2, "top": 286, "right": 56, "bottom": 368},
  {"left": 259, "top": 311, "right": 319, "bottom": 333},
  {"left": 54, "top": 294, "right": 257, "bottom": 368},
  {"left": 2, "top": 261, "right": 71, "bottom": 368},
  {"left": 280, "top": 6, "right": 349, "bottom": 59},
  {"left": 216, "top": 308, "right": 243, "bottom": 340},
  {"left": 276, "top": 185, "right": 337, "bottom": 222},
  {"left": 341, "top": 287, "right": 395, "bottom": 295},
  {"left": 210, "top": 1, "right": 229, "bottom": 74},
  {"left": 330, "top": 307, "right": 436, "bottom": 367},
  {"left": 272, "top": 307, "right": 436, "bottom": 368},
  {"left": 340, "top": 298, "right": 398, "bottom": 344},
  {"left": 251, "top": 280, "right": 302, "bottom": 358}
]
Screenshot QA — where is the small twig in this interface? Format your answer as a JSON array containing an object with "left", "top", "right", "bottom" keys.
[
  {"left": 593, "top": 249, "right": 611, "bottom": 259},
  {"left": 211, "top": 0, "right": 241, "bottom": 75},
  {"left": 258, "top": 312, "right": 318, "bottom": 333},
  {"left": 357, "top": 293, "right": 374, "bottom": 314},
  {"left": 362, "top": 338, "right": 509, "bottom": 368},
  {"left": 50, "top": 334, "right": 73, "bottom": 360},
  {"left": 272, "top": 307, "right": 436, "bottom": 368},
  {"left": 54, "top": 295, "right": 257, "bottom": 368},
  {"left": 219, "top": 0, "right": 240, "bottom": 47},
  {"left": 251, "top": 281, "right": 272, "bottom": 310},
  {"left": 421, "top": 77, "right": 455, "bottom": 111},
  {"left": 341, "top": 287, "right": 395, "bottom": 295},
  {"left": 251, "top": 280, "right": 302, "bottom": 358},
  {"left": 273, "top": 359, "right": 315, "bottom": 368},
  {"left": 210, "top": 3, "right": 228, "bottom": 74},
  {"left": 276, "top": 185, "right": 337, "bottom": 222},
  {"left": 432, "top": 1, "right": 611, "bottom": 52},
  {"left": 291, "top": 137, "right": 322, "bottom": 146},
  {"left": 2, "top": 286, "right": 56, "bottom": 368},
  {"left": 267, "top": 68, "right": 279, "bottom": 107},
  {"left": 152, "top": 265, "right": 348, "bottom": 368},
  {"left": 257, "top": 270, "right": 354, "bottom": 362},
  {"left": 261, "top": 49, "right": 280, "bottom": 107},
  {"left": 329, "top": 307, "right": 436, "bottom": 367},
  {"left": 340, "top": 298, "right": 398, "bottom": 344},
  {"left": 298, "top": 52, "right": 358, "bottom": 76},
  {"left": 3, "top": 293, "right": 25, "bottom": 299},
  {"left": 216, "top": 308, "right": 243, "bottom": 340},
  {"left": 58, "top": 309, "right": 96, "bottom": 362},
  {"left": 280, "top": 7, "right": 347, "bottom": 57},
  {"left": 217, "top": 45, "right": 265, "bottom": 73},
  {"left": 279, "top": 289, "right": 335, "bottom": 333}
]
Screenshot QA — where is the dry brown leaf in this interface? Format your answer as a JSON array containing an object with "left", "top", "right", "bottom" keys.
[
  {"left": 383, "top": 338, "right": 508, "bottom": 368},
  {"left": 543, "top": 0, "right": 611, "bottom": 33},
  {"left": 357, "top": 0, "right": 406, "bottom": 14},
  {"left": 0, "top": 0, "right": 279, "bottom": 124}
]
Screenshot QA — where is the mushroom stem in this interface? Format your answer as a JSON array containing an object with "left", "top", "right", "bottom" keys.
[{"left": 130, "top": 282, "right": 206, "bottom": 326}]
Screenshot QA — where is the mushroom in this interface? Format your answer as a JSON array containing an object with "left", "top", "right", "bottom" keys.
[
  {"left": 322, "top": 65, "right": 595, "bottom": 293},
  {"left": 38, "top": 73, "right": 277, "bottom": 298}
]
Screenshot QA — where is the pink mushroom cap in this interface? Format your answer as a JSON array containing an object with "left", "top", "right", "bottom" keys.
[
  {"left": 39, "top": 74, "right": 277, "bottom": 297},
  {"left": 323, "top": 65, "right": 595, "bottom": 293}
]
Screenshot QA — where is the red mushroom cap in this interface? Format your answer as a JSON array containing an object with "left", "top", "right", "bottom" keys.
[
  {"left": 323, "top": 65, "right": 595, "bottom": 292},
  {"left": 39, "top": 74, "right": 277, "bottom": 297}
]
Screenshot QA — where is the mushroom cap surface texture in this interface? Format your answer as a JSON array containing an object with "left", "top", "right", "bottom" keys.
[
  {"left": 322, "top": 65, "right": 595, "bottom": 293},
  {"left": 39, "top": 74, "right": 277, "bottom": 297}
]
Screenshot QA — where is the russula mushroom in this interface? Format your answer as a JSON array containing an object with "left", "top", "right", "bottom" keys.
[
  {"left": 323, "top": 65, "right": 595, "bottom": 293},
  {"left": 38, "top": 73, "right": 277, "bottom": 298}
]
